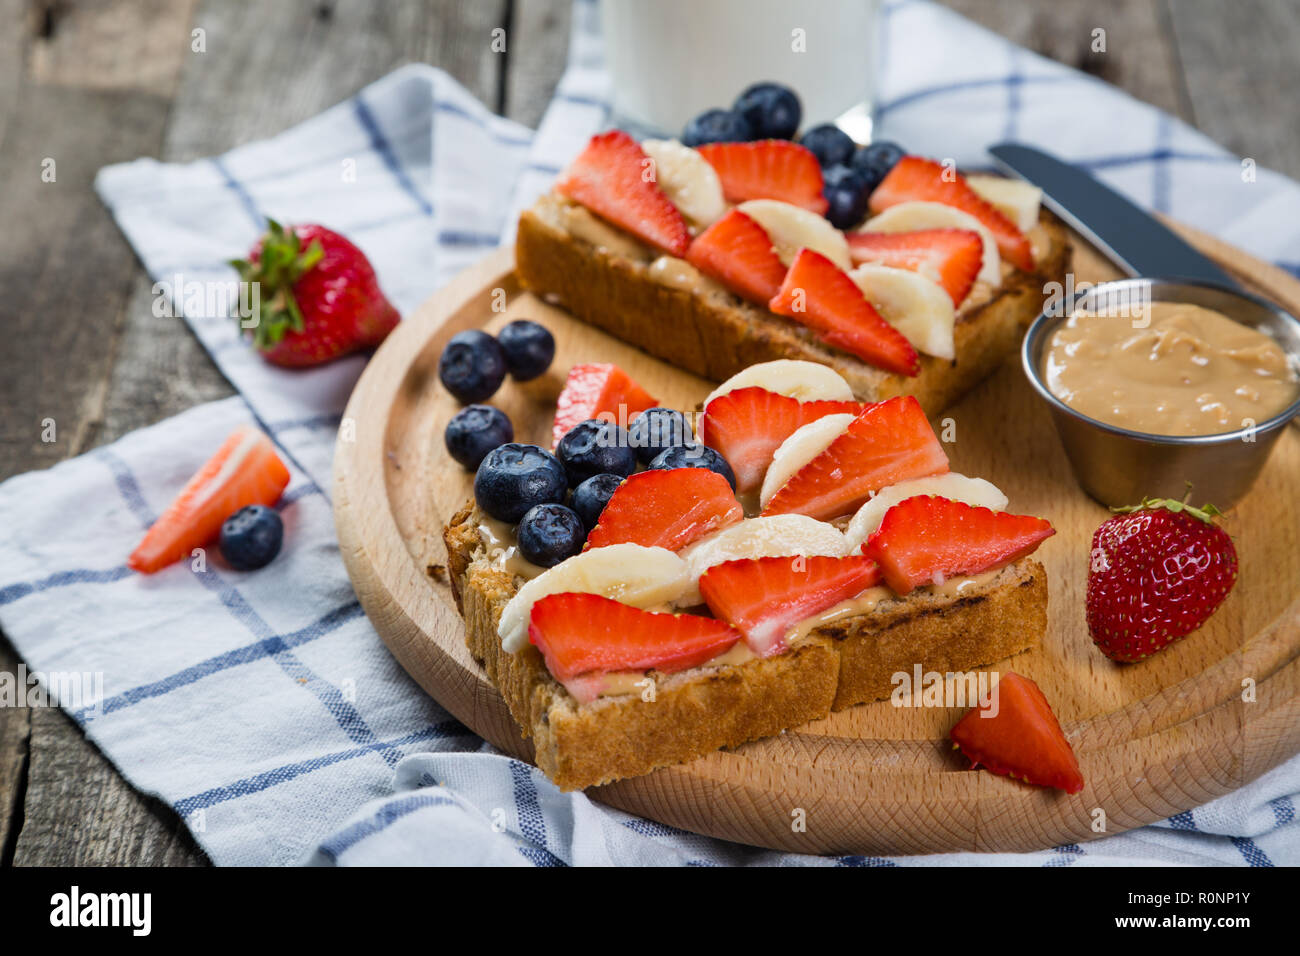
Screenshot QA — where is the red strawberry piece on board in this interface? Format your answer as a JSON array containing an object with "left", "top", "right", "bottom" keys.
[
  {"left": 1086, "top": 497, "right": 1238, "bottom": 663},
  {"left": 699, "top": 554, "right": 881, "bottom": 657},
  {"left": 846, "top": 228, "right": 984, "bottom": 306},
  {"left": 761, "top": 396, "right": 948, "bottom": 521},
  {"left": 529, "top": 592, "right": 741, "bottom": 681},
  {"left": 697, "top": 386, "right": 865, "bottom": 494},
  {"left": 231, "top": 221, "right": 401, "bottom": 368},
  {"left": 552, "top": 362, "right": 658, "bottom": 447},
  {"left": 863, "top": 495, "right": 1055, "bottom": 595},
  {"left": 949, "top": 672, "right": 1084, "bottom": 794},
  {"left": 586, "top": 468, "right": 742, "bottom": 552},
  {"left": 555, "top": 130, "right": 691, "bottom": 257},
  {"left": 686, "top": 209, "right": 788, "bottom": 306},
  {"left": 696, "top": 140, "right": 829, "bottom": 214},
  {"left": 769, "top": 248, "right": 919, "bottom": 376},
  {"left": 128, "top": 425, "right": 291, "bottom": 574},
  {"left": 868, "top": 156, "right": 1035, "bottom": 272}
]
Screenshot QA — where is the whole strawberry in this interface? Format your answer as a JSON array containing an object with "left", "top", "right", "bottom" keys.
[
  {"left": 231, "top": 220, "right": 400, "bottom": 367},
  {"left": 1086, "top": 497, "right": 1238, "bottom": 662}
]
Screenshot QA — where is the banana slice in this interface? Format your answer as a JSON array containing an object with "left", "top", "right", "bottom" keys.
[
  {"left": 849, "top": 263, "right": 956, "bottom": 361},
  {"left": 643, "top": 138, "right": 726, "bottom": 231},
  {"left": 861, "top": 201, "right": 1001, "bottom": 287},
  {"left": 738, "top": 199, "right": 853, "bottom": 271},
  {"left": 844, "top": 473, "right": 1009, "bottom": 551},
  {"left": 704, "top": 360, "right": 855, "bottom": 408},
  {"left": 966, "top": 175, "right": 1042, "bottom": 234},
  {"left": 677, "top": 514, "right": 850, "bottom": 606},
  {"left": 498, "top": 544, "right": 691, "bottom": 653},
  {"left": 759, "top": 413, "right": 856, "bottom": 508}
]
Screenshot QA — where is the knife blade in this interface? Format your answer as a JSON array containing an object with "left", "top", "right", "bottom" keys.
[{"left": 988, "top": 143, "right": 1239, "bottom": 290}]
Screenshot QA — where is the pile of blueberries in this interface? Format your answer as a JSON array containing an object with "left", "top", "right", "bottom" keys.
[
  {"left": 681, "top": 81, "right": 906, "bottom": 230},
  {"left": 469, "top": 409, "right": 735, "bottom": 569}
]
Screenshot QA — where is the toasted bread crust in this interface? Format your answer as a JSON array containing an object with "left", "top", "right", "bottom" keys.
[
  {"left": 516, "top": 193, "right": 1070, "bottom": 415},
  {"left": 442, "top": 503, "right": 1045, "bottom": 790}
]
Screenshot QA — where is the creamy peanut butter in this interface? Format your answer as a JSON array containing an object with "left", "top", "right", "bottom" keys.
[
  {"left": 1044, "top": 301, "right": 1298, "bottom": 436},
  {"left": 478, "top": 519, "right": 548, "bottom": 582}
]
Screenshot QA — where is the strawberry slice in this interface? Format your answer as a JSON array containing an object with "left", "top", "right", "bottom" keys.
[
  {"left": 552, "top": 362, "right": 658, "bottom": 447},
  {"left": 555, "top": 130, "right": 691, "bottom": 257},
  {"left": 128, "top": 425, "right": 291, "bottom": 574},
  {"left": 586, "top": 468, "right": 743, "bottom": 551},
  {"left": 762, "top": 396, "right": 948, "bottom": 521},
  {"left": 868, "top": 156, "right": 1034, "bottom": 272},
  {"left": 863, "top": 495, "right": 1055, "bottom": 595},
  {"left": 696, "top": 140, "right": 829, "bottom": 214},
  {"left": 846, "top": 228, "right": 983, "bottom": 306},
  {"left": 950, "top": 672, "right": 1084, "bottom": 794},
  {"left": 530, "top": 592, "right": 741, "bottom": 682},
  {"left": 769, "top": 249, "right": 919, "bottom": 376},
  {"left": 685, "top": 209, "right": 788, "bottom": 306},
  {"left": 699, "top": 555, "right": 882, "bottom": 657},
  {"left": 697, "top": 387, "right": 865, "bottom": 494}
]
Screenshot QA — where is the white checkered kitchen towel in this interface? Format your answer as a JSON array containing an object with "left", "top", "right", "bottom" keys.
[{"left": 0, "top": 0, "right": 1295, "bottom": 866}]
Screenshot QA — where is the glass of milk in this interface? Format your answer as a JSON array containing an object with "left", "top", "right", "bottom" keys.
[{"left": 599, "top": 0, "right": 880, "bottom": 141}]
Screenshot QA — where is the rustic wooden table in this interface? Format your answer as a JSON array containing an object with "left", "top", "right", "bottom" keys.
[{"left": 0, "top": 0, "right": 1296, "bottom": 867}]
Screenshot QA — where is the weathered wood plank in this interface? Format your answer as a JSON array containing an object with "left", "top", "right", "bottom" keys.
[
  {"left": 503, "top": 0, "right": 571, "bottom": 127},
  {"left": 1166, "top": 0, "right": 1300, "bottom": 179},
  {"left": 937, "top": 0, "right": 1193, "bottom": 120}
]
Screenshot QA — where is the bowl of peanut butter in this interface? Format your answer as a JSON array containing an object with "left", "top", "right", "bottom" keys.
[{"left": 1023, "top": 278, "right": 1300, "bottom": 508}]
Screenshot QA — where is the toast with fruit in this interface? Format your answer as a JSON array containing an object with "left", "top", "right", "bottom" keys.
[
  {"left": 515, "top": 86, "right": 1068, "bottom": 415},
  {"left": 441, "top": 358, "right": 1053, "bottom": 791}
]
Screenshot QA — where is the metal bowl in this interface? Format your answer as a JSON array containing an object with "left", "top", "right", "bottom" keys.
[{"left": 1022, "top": 277, "right": 1300, "bottom": 508}]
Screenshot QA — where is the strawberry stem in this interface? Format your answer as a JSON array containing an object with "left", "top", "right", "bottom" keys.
[
  {"left": 228, "top": 219, "right": 324, "bottom": 351},
  {"left": 1110, "top": 493, "right": 1224, "bottom": 524}
]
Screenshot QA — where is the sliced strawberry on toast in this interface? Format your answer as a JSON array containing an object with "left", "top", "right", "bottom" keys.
[
  {"left": 696, "top": 140, "right": 829, "bottom": 215},
  {"left": 846, "top": 228, "right": 983, "bottom": 306},
  {"left": 586, "top": 468, "right": 743, "bottom": 551},
  {"left": 685, "top": 209, "right": 788, "bottom": 306},
  {"left": 699, "top": 554, "right": 881, "bottom": 657},
  {"left": 555, "top": 130, "right": 691, "bottom": 257},
  {"left": 762, "top": 396, "right": 948, "bottom": 521},
  {"left": 769, "top": 249, "right": 919, "bottom": 376},
  {"left": 868, "top": 156, "right": 1034, "bottom": 272},
  {"left": 949, "top": 672, "right": 1084, "bottom": 794},
  {"left": 128, "top": 425, "right": 291, "bottom": 574},
  {"left": 697, "top": 386, "right": 865, "bottom": 494},
  {"left": 863, "top": 495, "right": 1055, "bottom": 595},
  {"left": 529, "top": 592, "right": 741, "bottom": 681},
  {"left": 552, "top": 362, "right": 658, "bottom": 447}
]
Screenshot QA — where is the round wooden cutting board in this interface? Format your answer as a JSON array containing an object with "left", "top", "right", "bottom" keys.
[{"left": 333, "top": 223, "right": 1300, "bottom": 855}]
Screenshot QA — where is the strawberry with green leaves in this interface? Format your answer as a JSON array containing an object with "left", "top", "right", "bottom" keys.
[
  {"left": 231, "top": 220, "right": 400, "bottom": 368},
  {"left": 1086, "top": 496, "right": 1238, "bottom": 662}
]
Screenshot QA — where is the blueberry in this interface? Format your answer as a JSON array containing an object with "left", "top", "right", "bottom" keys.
[
  {"left": 497, "top": 319, "right": 555, "bottom": 381},
  {"left": 570, "top": 473, "right": 625, "bottom": 532},
  {"left": 444, "top": 404, "right": 513, "bottom": 470},
  {"left": 439, "top": 330, "right": 507, "bottom": 404},
  {"left": 850, "top": 140, "right": 906, "bottom": 192},
  {"left": 733, "top": 82, "right": 801, "bottom": 140},
  {"left": 648, "top": 443, "right": 737, "bottom": 491},
  {"left": 822, "top": 164, "right": 871, "bottom": 230},
  {"left": 517, "top": 503, "right": 586, "bottom": 568},
  {"left": 681, "top": 108, "right": 754, "bottom": 147},
  {"left": 627, "top": 407, "right": 694, "bottom": 465},
  {"left": 219, "top": 505, "right": 283, "bottom": 571},
  {"left": 474, "top": 443, "right": 568, "bottom": 523},
  {"left": 555, "top": 418, "right": 637, "bottom": 488},
  {"left": 799, "top": 124, "right": 855, "bottom": 168}
]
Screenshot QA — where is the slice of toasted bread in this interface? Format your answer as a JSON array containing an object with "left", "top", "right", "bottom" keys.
[
  {"left": 516, "top": 192, "right": 1070, "bottom": 415},
  {"left": 444, "top": 502, "right": 1045, "bottom": 791}
]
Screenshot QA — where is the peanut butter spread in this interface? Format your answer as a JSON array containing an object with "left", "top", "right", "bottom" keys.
[{"left": 1044, "top": 301, "right": 1298, "bottom": 436}]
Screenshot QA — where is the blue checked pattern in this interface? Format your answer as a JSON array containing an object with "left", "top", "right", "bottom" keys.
[{"left": 0, "top": 0, "right": 1296, "bottom": 865}]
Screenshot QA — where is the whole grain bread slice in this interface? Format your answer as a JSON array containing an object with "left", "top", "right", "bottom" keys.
[
  {"left": 516, "top": 193, "right": 1070, "bottom": 415},
  {"left": 444, "top": 502, "right": 1045, "bottom": 791}
]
